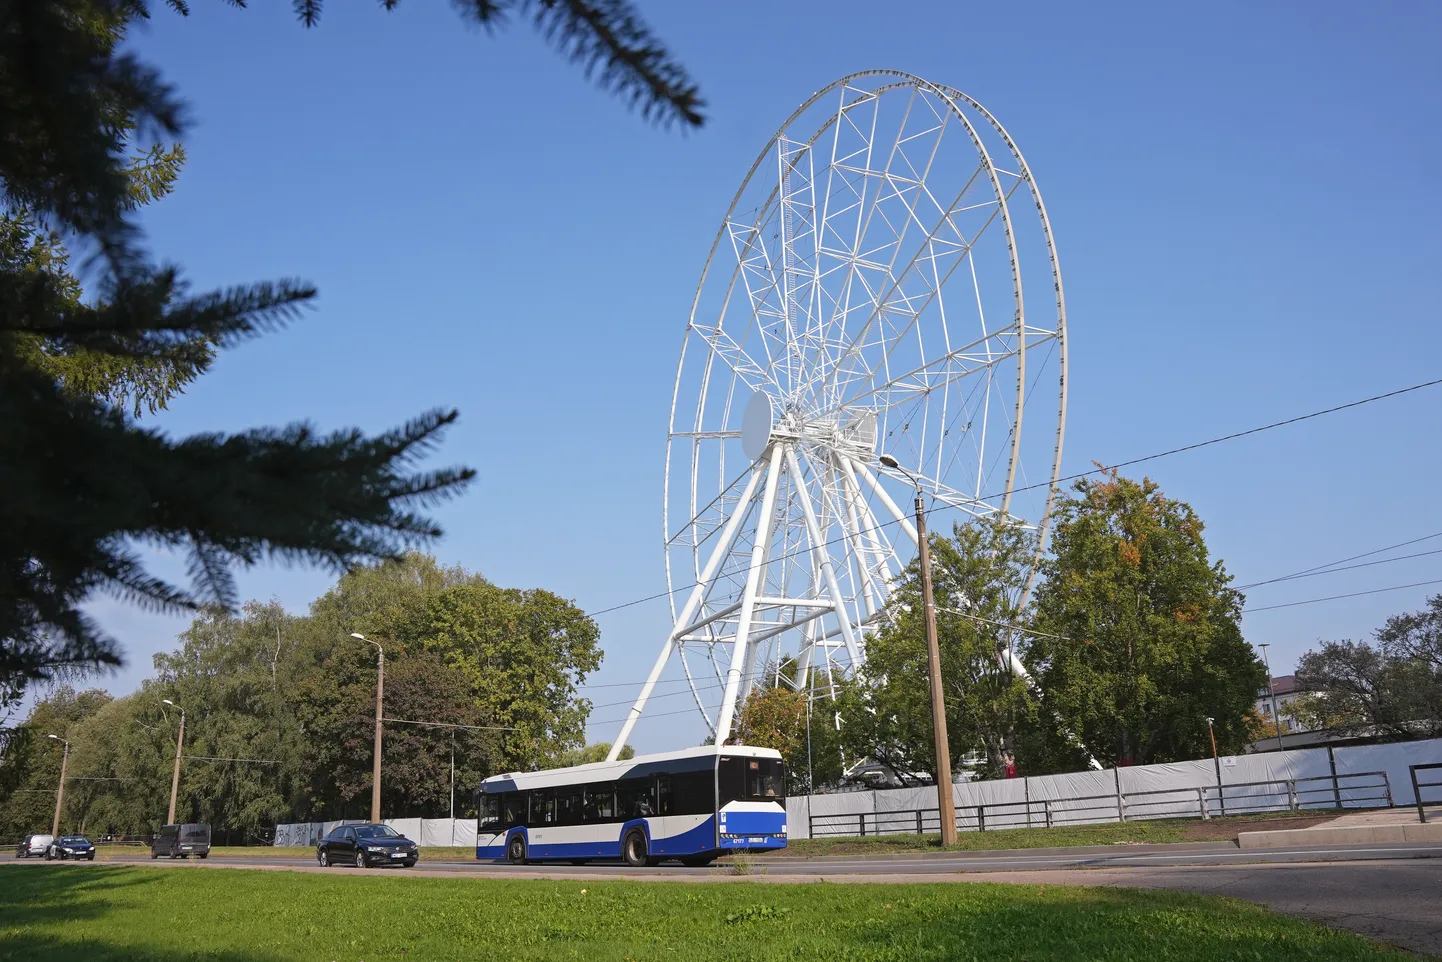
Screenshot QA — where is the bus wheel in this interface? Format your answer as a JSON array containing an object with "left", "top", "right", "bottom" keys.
[
  {"left": 507, "top": 835, "right": 527, "bottom": 865},
  {"left": 680, "top": 855, "right": 715, "bottom": 867},
  {"left": 621, "top": 830, "right": 648, "bottom": 868}
]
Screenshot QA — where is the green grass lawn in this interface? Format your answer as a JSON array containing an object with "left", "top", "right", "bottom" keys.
[{"left": 0, "top": 865, "right": 1410, "bottom": 962}]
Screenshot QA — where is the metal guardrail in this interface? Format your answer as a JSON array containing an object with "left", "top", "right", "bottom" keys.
[
  {"left": 1410, "top": 763, "right": 1442, "bottom": 824},
  {"left": 806, "top": 770, "right": 1393, "bottom": 839}
]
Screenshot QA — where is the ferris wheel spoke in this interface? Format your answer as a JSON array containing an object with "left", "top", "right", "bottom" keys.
[{"left": 836, "top": 326, "right": 1037, "bottom": 414}]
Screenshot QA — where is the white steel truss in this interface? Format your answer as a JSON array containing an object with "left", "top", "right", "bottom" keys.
[{"left": 610, "top": 72, "right": 1070, "bottom": 758}]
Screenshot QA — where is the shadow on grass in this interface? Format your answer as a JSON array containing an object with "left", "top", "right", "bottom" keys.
[
  {"left": 0, "top": 933, "right": 286, "bottom": 962},
  {"left": 0, "top": 866, "right": 153, "bottom": 929},
  {"left": 0, "top": 867, "right": 290, "bottom": 962}
]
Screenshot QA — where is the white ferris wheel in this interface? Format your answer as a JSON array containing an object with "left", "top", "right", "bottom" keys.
[{"left": 610, "top": 71, "right": 1069, "bottom": 758}]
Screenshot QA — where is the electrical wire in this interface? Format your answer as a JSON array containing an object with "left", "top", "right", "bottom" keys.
[
  {"left": 587, "top": 376, "right": 1442, "bottom": 620},
  {"left": 1244, "top": 578, "right": 1442, "bottom": 613},
  {"left": 1236, "top": 532, "right": 1442, "bottom": 590},
  {"left": 1237, "top": 547, "right": 1442, "bottom": 591},
  {"left": 382, "top": 717, "right": 518, "bottom": 732}
]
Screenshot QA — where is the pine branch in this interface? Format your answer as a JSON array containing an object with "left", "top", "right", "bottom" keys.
[
  {"left": 0, "top": 366, "right": 475, "bottom": 682},
  {"left": 381, "top": 0, "right": 705, "bottom": 128}
]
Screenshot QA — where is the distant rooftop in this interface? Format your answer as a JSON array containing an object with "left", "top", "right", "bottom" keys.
[{"left": 1266, "top": 674, "right": 1301, "bottom": 697}]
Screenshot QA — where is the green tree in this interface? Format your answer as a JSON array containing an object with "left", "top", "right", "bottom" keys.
[
  {"left": 1029, "top": 471, "right": 1266, "bottom": 768},
  {"left": 60, "top": 694, "right": 170, "bottom": 837},
  {"left": 0, "top": 686, "right": 114, "bottom": 839},
  {"left": 839, "top": 519, "right": 1037, "bottom": 783},
  {"left": 545, "top": 743, "right": 635, "bottom": 769},
  {"left": 1, "top": 0, "right": 703, "bottom": 684},
  {"left": 424, "top": 582, "right": 602, "bottom": 771},
  {"left": 733, "top": 660, "right": 857, "bottom": 794},
  {"left": 1293, "top": 596, "right": 1442, "bottom": 739}
]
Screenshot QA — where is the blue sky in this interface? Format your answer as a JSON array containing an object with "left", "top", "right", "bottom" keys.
[{"left": 73, "top": 0, "right": 1442, "bottom": 752}]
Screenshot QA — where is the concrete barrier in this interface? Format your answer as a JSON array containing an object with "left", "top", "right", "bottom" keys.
[{"left": 1238, "top": 823, "right": 1442, "bottom": 848}]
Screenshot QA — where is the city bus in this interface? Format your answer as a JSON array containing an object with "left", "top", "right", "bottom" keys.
[{"left": 476, "top": 745, "right": 786, "bottom": 866}]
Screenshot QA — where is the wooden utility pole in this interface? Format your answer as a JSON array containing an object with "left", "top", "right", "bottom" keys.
[
  {"left": 914, "top": 490, "right": 957, "bottom": 845},
  {"left": 164, "top": 701, "right": 185, "bottom": 825},
  {"left": 351, "top": 633, "right": 386, "bottom": 824},
  {"left": 48, "top": 735, "right": 69, "bottom": 837}
]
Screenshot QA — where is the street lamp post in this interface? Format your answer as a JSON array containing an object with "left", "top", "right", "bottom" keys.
[
  {"left": 161, "top": 699, "right": 186, "bottom": 825},
  {"left": 46, "top": 734, "right": 69, "bottom": 837},
  {"left": 879, "top": 454, "right": 957, "bottom": 845},
  {"left": 1258, "top": 643, "right": 1282, "bottom": 751},
  {"left": 352, "top": 633, "right": 384, "bottom": 823}
]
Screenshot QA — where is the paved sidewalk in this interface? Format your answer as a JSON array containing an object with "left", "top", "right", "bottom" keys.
[{"left": 1329, "top": 807, "right": 1436, "bottom": 826}]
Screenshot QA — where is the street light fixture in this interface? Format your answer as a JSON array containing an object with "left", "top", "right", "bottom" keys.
[
  {"left": 161, "top": 700, "right": 185, "bottom": 825},
  {"left": 46, "top": 734, "right": 69, "bottom": 837},
  {"left": 878, "top": 454, "right": 957, "bottom": 845},
  {"left": 352, "top": 632, "right": 385, "bottom": 824}
]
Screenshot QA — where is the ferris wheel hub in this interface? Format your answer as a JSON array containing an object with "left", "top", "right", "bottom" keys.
[{"left": 741, "top": 391, "right": 775, "bottom": 460}]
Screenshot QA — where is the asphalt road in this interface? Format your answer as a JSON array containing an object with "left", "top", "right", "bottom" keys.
[
  {"left": 8, "top": 843, "right": 1442, "bottom": 955},
  {"left": 44, "top": 838, "right": 1438, "bottom": 875}
]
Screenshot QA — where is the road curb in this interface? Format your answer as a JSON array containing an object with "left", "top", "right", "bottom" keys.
[{"left": 1239, "top": 823, "right": 1442, "bottom": 849}]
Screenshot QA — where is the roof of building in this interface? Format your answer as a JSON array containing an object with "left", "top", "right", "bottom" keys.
[{"left": 1270, "top": 674, "right": 1301, "bottom": 696}]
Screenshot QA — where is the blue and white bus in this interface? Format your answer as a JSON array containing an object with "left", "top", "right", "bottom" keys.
[{"left": 476, "top": 745, "right": 787, "bottom": 866}]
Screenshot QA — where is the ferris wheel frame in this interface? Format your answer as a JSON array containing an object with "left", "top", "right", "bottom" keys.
[{"left": 609, "top": 71, "right": 1070, "bottom": 760}]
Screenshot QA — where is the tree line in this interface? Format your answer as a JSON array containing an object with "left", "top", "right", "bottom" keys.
[
  {"left": 735, "top": 471, "right": 1269, "bottom": 790},
  {"left": 0, "top": 555, "right": 619, "bottom": 842},
  {"left": 737, "top": 474, "right": 1442, "bottom": 793}
]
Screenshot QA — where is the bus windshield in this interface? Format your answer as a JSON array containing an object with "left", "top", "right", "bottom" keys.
[{"left": 718, "top": 756, "right": 785, "bottom": 805}]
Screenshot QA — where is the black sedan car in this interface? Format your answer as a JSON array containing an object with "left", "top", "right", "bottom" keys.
[
  {"left": 316, "top": 823, "right": 418, "bottom": 868},
  {"left": 46, "top": 835, "right": 96, "bottom": 860}
]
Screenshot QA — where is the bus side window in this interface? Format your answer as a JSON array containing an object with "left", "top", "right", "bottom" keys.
[
  {"left": 502, "top": 793, "right": 523, "bottom": 826},
  {"left": 528, "top": 791, "right": 556, "bottom": 827},
  {"left": 617, "top": 779, "right": 653, "bottom": 818},
  {"left": 657, "top": 773, "right": 673, "bottom": 815},
  {"left": 479, "top": 794, "right": 500, "bottom": 829},
  {"left": 586, "top": 786, "right": 615, "bottom": 822}
]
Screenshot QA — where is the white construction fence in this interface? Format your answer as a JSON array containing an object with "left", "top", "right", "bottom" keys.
[
  {"left": 273, "top": 817, "right": 477, "bottom": 848},
  {"left": 788, "top": 737, "right": 1442, "bottom": 839},
  {"left": 272, "top": 738, "right": 1442, "bottom": 846}
]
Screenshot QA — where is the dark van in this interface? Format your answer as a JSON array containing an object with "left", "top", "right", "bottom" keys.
[{"left": 150, "top": 823, "right": 211, "bottom": 859}]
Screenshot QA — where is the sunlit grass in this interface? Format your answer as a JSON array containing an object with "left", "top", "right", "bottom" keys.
[{"left": 0, "top": 864, "right": 1408, "bottom": 961}]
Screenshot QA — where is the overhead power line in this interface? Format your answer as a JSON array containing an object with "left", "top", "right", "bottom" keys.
[
  {"left": 382, "top": 717, "right": 519, "bottom": 732},
  {"left": 1237, "top": 546, "right": 1442, "bottom": 591},
  {"left": 1237, "top": 531, "right": 1442, "bottom": 590},
  {"left": 587, "top": 376, "right": 1442, "bottom": 621},
  {"left": 1244, "top": 578, "right": 1442, "bottom": 613}
]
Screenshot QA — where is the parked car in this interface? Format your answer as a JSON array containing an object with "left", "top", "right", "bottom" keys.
[
  {"left": 14, "top": 834, "right": 53, "bottom": 858},
  {"left": 46, "top": 835, "right": 96, "bottom": 860},
  {"left": 316, "top": 823, "right": 418, "bottom": 868},
  {"left": 150, "top": 823, "right": 211, "bottom": 859}
]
